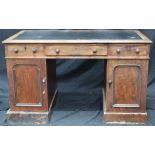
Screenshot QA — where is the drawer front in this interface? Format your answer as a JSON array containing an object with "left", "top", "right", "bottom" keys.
[
  {"left": 6, "top": 45, "right": 26, "bottom": 57},
  {"left": 109, "top": 44, "right": 149, "bottom": 57},
  {"left": 6, "top": 45, "right": 44, "bottom": 57},
  {"left": 45, "top": 44, "right": 107, "bottom": 56},
  {"left": 26, "top": 45, "right": 44, "bottom": 57}
]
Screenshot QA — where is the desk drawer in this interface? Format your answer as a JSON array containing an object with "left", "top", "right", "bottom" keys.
[
  {"left": 6, "top": 44, "right": 44, "bottom": 57},
  {"left": 6, "top": 45, "right": 26, "bottom": 57},
  {"left": 109, "top": 44, "right": 149, "bottom": 57},
  {"left": 45, "top": 44, "right": 107, "bottom": 56}
]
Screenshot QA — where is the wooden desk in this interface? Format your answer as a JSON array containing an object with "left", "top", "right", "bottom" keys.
[{"left": 2, "top": 30, "right": 152, "bottom": 125}]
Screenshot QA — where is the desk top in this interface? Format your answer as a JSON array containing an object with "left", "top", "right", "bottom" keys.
[{"left": 3, "top": 30, "right": 152, "bottom": 44}]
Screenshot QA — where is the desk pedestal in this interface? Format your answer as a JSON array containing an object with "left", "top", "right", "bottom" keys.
[
  {"left": 6, "top": 59, "right": 56, "bottom": 125},
  {"left": 104, "top": 59, "right": 148, "bottom": 123}
]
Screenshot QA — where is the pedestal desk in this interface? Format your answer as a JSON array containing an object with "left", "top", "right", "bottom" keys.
[{"left": 2, "top": 30, "right": 152, "bottom": 125}]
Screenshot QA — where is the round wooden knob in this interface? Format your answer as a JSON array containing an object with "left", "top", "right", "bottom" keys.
[
  {"left": 116, "top": 49, "right": 121, "bottom": 54},
  {"left": 92, "top": 49, "right": 97, "bottom": 54},
  {"left": 32, "top": 48, "right": 37, "bottom": 53},
  {"left": 13, "top": 48, "right": 18, "bottom": 54},
  {"left": 42, "top": 90, "right": 46, "bottom": 95},
  {"left": 135, "top": 48, "right": 140, "bottom": 54},
  {"left": 42, "top": 77, "right": 46, "bottom": 83},
  {"left": 55, "top": 49, "right": 60, "bottom": 54},
  {"left": 108, "top": 80, "right": 112, "bottom": 85}
]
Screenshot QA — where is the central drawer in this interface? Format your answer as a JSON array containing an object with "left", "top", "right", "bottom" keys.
[{"left": 45, "top": 44, "right": 107, "bottom": 56}]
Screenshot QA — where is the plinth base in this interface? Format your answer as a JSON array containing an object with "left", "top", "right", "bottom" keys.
[
  {"left": 6, "top": 90, "right": 57, "bottom": 125},
  {"left": 104, "top": 112, "right": 147, "bottom": 124},
  {"left": 6, "top": 110, "right": 51, "bottom": 125}
]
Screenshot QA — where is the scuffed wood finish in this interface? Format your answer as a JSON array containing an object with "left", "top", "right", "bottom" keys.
[
  {"left": 45, "top": 44, "right": 107, "bottom": 56},
  {"left": 113, "top": 65, "right": 140, "bottom": 107},
  {"left": 3, "top": 30, "right": 152, "bottom": 124},
  {"left": 6, "top": 59, "right": 56, "bottom": 112},
  {"left": 5, "top": 44, "right": 45, "bottom": 58},
  {"left": 106, "top": 59, "right": 148, "bottom": 112},
  {"left": 109, "top": 44, "right": 150, "bottom": 57},
  {"left": 6, "top": 44, "right": 26, "bottom": 57},
  {"left": 104, "top": 113, "right": 147, "bottom": 123},
  {"left": 5, "top": 44, "right": 108, "bottom": 58},
  {"left": 105, "top": 59, "right": 149, "bottom": 122},
  {"left": 25, "top": 44, "right": 45, "bottom": 57},
  {"left": 5, "top": 43, "right": 150, "bottom": 59},
  {"left": 13, "top": 64, "right": 41, "bottom": 105}
]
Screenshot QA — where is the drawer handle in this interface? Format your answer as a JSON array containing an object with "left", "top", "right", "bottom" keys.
[
  {"left": 116, "top": 48, "right": 121, "bottom": 54},
  {"left": 135, "top": 48, "right": 140, "bottom": 54},
  {"left": 32, "top": 48, "right": 37, "bottom": 54},
  {"left": 55, "top": 49, "right": 60, "bottom": 54},
  {"left": 13, "top": 48, "right": 18, "bottom": 54},
  {"left": 108, "top": 80, "right": 112, "bottom": 86},
  {"left": 92, "top": 49, "right": 97, "bottom": 54}
]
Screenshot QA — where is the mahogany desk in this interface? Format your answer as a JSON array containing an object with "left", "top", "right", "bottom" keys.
[{"left": 2, "top": 30, "right": 152, "bottom": 125}]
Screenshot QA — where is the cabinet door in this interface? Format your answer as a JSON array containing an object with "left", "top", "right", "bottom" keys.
[
  {"left": 106, "top": 60, "right": 148, "bottom": 113},
  {"left": 7, "top": 59, "right": 48, "bottom": 112}
]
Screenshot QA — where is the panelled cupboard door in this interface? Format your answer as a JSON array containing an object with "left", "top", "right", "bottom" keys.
[
  {"left": 106, "top": 59, "right": 148, "bottom": 113},
  {"left": 6, "top": 59, "right": 48, "bottom": 112}
]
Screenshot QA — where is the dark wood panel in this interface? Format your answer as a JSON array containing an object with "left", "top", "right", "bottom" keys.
[
  {"left": 106, "top": 59, "right": 148, "bottom": 113},
  {"left": 113, "top": 64, "right": 141, "bottom": 106},
  {"left": 6, "top": 59, "right": 49, "bottom": 112},
  {"left": 13, "top": 64, "right": 41, "bottom": 105}
]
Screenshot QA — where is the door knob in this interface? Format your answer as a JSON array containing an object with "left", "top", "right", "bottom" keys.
[
  {"left": 108, "top": 80, "right": 112, "bottom": 85},
  {"left": 42, "top": 77, "right": 46, "bottom": 83},
  {"left": 42, "top": 90, "right": 46, "bottom": 95}
]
